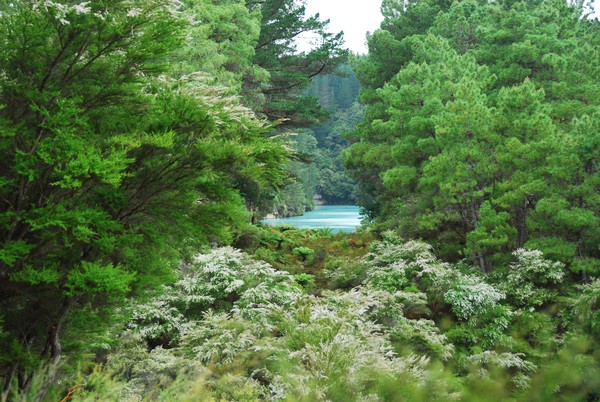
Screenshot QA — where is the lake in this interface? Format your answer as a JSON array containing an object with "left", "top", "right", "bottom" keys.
[{"left": 262, "top": 205, "right": 362, "bottom": 233}]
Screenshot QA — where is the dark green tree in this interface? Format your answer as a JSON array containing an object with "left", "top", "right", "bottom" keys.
[{"left": 244, "top": 0, "right": 349, "bottom": 127}]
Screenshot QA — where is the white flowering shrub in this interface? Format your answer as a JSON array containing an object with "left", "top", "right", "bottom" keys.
[
  {"left": 368, "top": 238, "right": 437, "bottom": 269},
  {"left": 360, "top": 287, "right": 410, "bottom": 330},
  {"left": 443, "top": 274, "right": 511, "bottom": 349},
  {"left": 130, "top": 346, "right": 182, "bottom": 387},
  {"left": 365, "top": 261, "right": 409, "bottom": 292},
  {"left": 464, "top": 351, "right": 536, "bottom": 389},
  {"left": 277, "top": 292, "right": 376, "bottom": 350},
  {"left": 128, "top": 247, "right": 301, "bottom": 346},
  {"left": 363, "top": 238, "right": 461, "bottom": 315},
  {"left": 270, "top": 291, "right": 431, "bottom": 401},
  {"left": 354, "top": 238, "right": 514, "bottom": 354},
  {"left": 177, "top": 247, "right": 301, "bottom": 314},
  {"left": 127, "top": 292, "right": 194, "bottom": 347},
  {"left": 388, "top": 317, "right": 455, "bottom": 361},
  {"left": 181, "top": 311, "right": 271, "bottom": 365},
  {"left": 503, "top": 248, "right": 565, "bottom": 307},
  {"left": 444, "top": 274, "right": 505, "bottom": 321},
  {"left": 103, "top": 333, "right": 194, "bottom": 401},
  {"left": 95, "top": 241, "right": 571, "bottom": 400},
  {"left": 105, "top": 333, "right": 150, "bottom": 380},
  {"left": 275, "top": 335, "right": 429, "bottom": 401},
  {"left": 176, "top": 247, "right": 250, "bottom": 309}
]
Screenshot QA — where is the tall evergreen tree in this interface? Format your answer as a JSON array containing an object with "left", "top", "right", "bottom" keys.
[{"left": 244, "top": 0, "right": 349, "bottom": 127}]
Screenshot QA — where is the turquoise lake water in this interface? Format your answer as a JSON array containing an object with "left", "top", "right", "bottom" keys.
[{"left": 262, "top": 205, "right": 362, "bottom": 233}]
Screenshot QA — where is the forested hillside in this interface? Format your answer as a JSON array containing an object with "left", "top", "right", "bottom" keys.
[
  {"left": 0, "top": 0, "right": 599, "bottom": 401},
  {"left": 308, "top": 66, "right": 362, "bottom": 205},
  {"left": 271, "top": 65, "right": 362, "bottom": 216}
]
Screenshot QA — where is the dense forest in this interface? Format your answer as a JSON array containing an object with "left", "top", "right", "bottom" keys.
[{"left": 0, "top": 0, "right": 599, "bottom": 401}]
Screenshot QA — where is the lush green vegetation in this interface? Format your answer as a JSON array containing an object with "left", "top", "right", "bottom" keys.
[
  {"left": 0, "top": 0, "right": 599, "bottom": 401},
  {"left": 8, "top": 230, "right": 599, "bottom": 401},
  {"left": 345, "top": 0, "right": 600, "bottom": 272},
  {"left": 0, "top": 0, "right": 342, "bottom": 399},
  {"left": 270, "top": 66, "right": 362, "bottom": 216}
]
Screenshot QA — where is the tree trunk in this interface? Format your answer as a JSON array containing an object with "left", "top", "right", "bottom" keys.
[
  {"left": 515, "top": 201, "right": 528, "bottom": 248},
  {"left": 469, "top": 198, "right": 488, "bottom": 272},
  {"left": 577, "top": 234, "right": 590, "bottom": 284},
  {"left": 30, "top": 297, "right": 74, "bottom": 402},
  {"left": 477, "top": 252, "right": 487, "bottom": 273}
]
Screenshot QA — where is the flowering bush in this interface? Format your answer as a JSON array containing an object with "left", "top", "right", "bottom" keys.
[
  {"left": 464, "top": 351, "right": 536, "bottom": 389},
  {"left": 181, "top": 311, "right": 270, "bottom": 365},
  {"left": 444, "top": 274, "right": 510, "bottom": 349},
  {"left": 365, "top": 261, "right": 409, "bottom": 292},
  {"left": 368, "top": 237, "right": 437, "bottom": 269},
  {"left": 84, "top": 242, "right": 577, "bottom": 400},
  {"left": 503, "top": 249, "right": 565, "bottom": 307},
  {"left": 444, "top": 274, "right": 506, "bottom": 321},
  {"left": 127, "top": 290, "right": 195, "bottom": 347},
  {"left": 388, "top": 317, "right": 455, "bottom": 361},
  {"left": 364, "top": 237, "right": 459, "bottom": 311},
  {"left": 179, "top": 247, "right": 301, "bottom": 313},
  {"left": 127, "top": 247, "right": 301, "bottom": 346},
  {"left": 269, "top": 291, "right": 431, "bottom": 400}
]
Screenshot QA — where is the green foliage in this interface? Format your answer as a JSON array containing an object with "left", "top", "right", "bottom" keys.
[
  {"left": 0, "top": 0, "right": 290, "bottom": 396},
  {"left": 293, "top": 246, "right": 314, "bottom": 261},
  {"left": 293, "top": 273, "right": 315, "bottom": 290},
  {"left": 571, "top": 279, "right": 600, "bottom": 335},
  {"left": 245, "top": 0, "right": 349, "bottom": 127},
  {"left": 345, "top": 0, "right": 600, "bottom": 275},
  {"left": 2, "top": 0, "right": 599, "bottom": 400},
  {"left": 466, "top": 201, "right": 517, "bottom": 270}
]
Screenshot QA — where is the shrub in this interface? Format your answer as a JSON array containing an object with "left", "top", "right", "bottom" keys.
[
  {"left": 571, "top": 279, "right": 600, "bottom": 335},
  {"left": 502, "top": 249, "right": 565, "bottom": 308},
  {"left": 444, "top": 275, "right": 505, "bottom": 321},
  {"left": 388, "top": 318, "right": 454, "bottom": 361},
  {"left": 365, "top": 261, "right": 409, "bottom": 292},
  {"left": 293, "top": 246, "right": 314, "bottom": 261},
  {"left": 127, "top": 247, "right": 301, "bottom": 347},
  {"left": 463, "top": 351, "right": 536, "bottom": 390}
]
